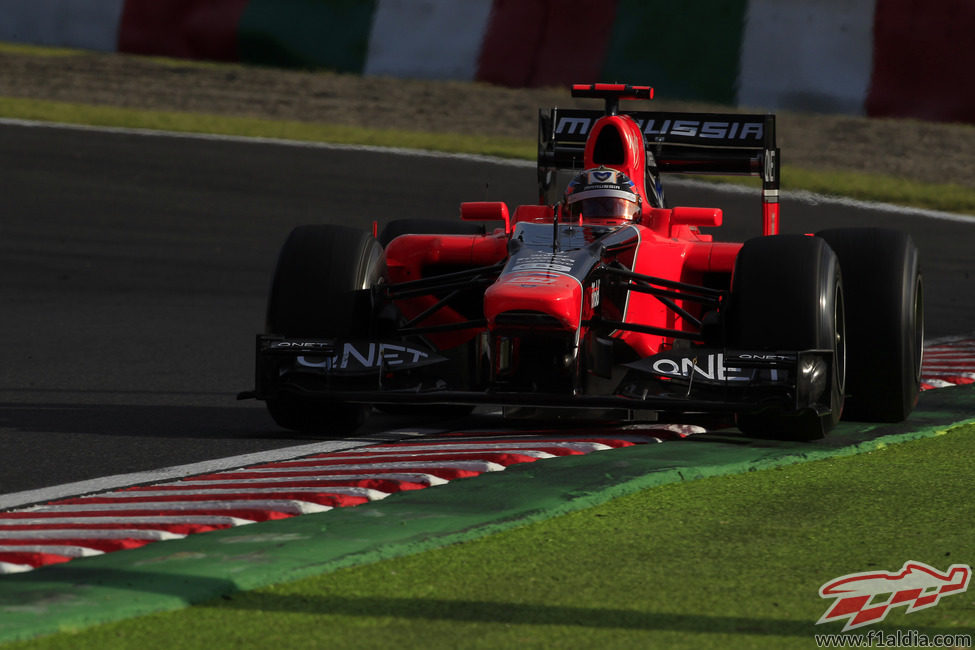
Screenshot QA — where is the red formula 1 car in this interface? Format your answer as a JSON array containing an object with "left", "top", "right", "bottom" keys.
[{"left": 242, "top": 84, "right": 924, "bottom": 440}]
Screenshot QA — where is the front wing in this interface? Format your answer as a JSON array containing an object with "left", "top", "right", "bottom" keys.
[{"left": 245, "top": 336, "right": 838, "bottom": 419}]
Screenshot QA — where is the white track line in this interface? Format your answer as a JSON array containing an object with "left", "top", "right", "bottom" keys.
[
  {"left": 668, "top": 177, "right": 975, "bottom": 223},
  {"left": 923, "top": 379, "right": 959, "bottom": 388},
  {"left": 175, "top": 473, "right": 448, "bottom": 487},
  {"left": 218, "top": 460, "right": 506, "bottom": 474},
  {"left": 1, "top": 117, "right": 972, "bottom": 222},
  {"left": 330, "top": 449, "right": 556, "bottom": 459},
  {"left": 924, "top": 335, "right": 975, "bottom": 345},
  {"left": 335, "top": 442, "right": 611, "bottom": 453},
  {"left": 0, "top": 118, "right": 534, "bottom": 168},
  {"left": 0, "top": 515, "right": 254, "bottom": 527},
  {"left": 26, "top": 500, "right": 331, "bottom": 516},
  {"left": 0, "top": 429, "right": 439, "bottom": 511},
  {"left": 0, "top": 545, "right": 102, "bottom": 558},
  {"left": 91, "top": 487, "right": 390, "bottom": 500},
  {"left": 0, "top": 529, "right": 184, "bottom": 541}
]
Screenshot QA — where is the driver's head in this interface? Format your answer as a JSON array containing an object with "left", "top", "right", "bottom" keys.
[{"left": 563, "top": 167, "right": 641, "bottom": 223}]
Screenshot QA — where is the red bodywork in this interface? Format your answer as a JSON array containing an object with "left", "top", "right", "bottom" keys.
[
  {"left": 384, "top": 106, "right": 743, "bottom": 362},
  {"left": 251, "top": 84, "right": 794, "bottom": 420}
]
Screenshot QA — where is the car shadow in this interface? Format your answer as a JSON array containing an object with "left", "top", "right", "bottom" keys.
[
  {"left": 0, "top": 401, "right": 350, "bottom": 496},
  {"left": 0, "top": 400, "right": 283, "bottom": 440},
  {"left": 201, "top": 593, "right": 975, "bottom": 639}
]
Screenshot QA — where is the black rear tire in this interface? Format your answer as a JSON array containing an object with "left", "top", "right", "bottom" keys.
[
  {"left": 817, "top": 228, "right": 923, "bottom": 421},
  {"left": 265, "top": 224, "right": 385, "bottom": 434},
  {"left": 728, "top": 235, "right": 846, "bottom": 440}
]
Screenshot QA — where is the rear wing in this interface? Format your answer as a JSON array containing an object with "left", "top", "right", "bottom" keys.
[{"left": 538, "top": 107, "right": 781, "bottom": 235}]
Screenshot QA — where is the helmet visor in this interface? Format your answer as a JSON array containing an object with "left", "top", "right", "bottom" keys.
[{"left": 570, "top": 196, "right": 640, "bottom": 220}]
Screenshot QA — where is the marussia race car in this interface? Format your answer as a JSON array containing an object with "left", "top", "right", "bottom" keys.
[{"left": 241, "top": 84, "right": 924, "bottom": 440}]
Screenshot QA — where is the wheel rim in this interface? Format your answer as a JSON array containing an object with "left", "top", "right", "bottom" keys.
[
  {"left": 834, "top": 280, "right": 847, "bottom": 395},
  {"left": 913, "top": 275, "right": 924, "bottom": 383}
]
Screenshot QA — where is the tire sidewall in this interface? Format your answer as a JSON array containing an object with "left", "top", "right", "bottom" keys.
[
  {"left": 729, "top": 235, "right": 846, "bottom": 437},
  {"left": 263, "top": 224, "right": 385, "bottom": 433},
  {"left": 817, "top": 228, "right": 922, "bottom": 421},
  {"left": 266, "top": 224, "right": 385, "bottom": 338}
]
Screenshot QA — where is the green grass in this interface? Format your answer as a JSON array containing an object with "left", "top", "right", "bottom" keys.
[
  {"left": 2, "top": 95, "right": 974, "bottom": 216},
  {"left": 1, "top": 47, "right": 972, "bottom": 646},
  {"left": 10, "top": 423, "right": 974, "bottom": 649},
  {"left": 782, "top": 167, "right": 975, "bottom": 212},
  {"left": 0, "top": 42, "right": 85, "bottom": 57},
  {"left": 0, "top": 97, "right": 534, "bottom": 161}
]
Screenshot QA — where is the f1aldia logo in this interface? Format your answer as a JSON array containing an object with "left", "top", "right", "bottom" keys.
[{"left": 817, "top": 561, "right": 971, "bottom": 631}]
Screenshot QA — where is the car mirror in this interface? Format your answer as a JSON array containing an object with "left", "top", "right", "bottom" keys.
[
  {"left": 461, "top": 201, "right": 510, "bottom": 233},
  {"left": 670, "top": 206, "right": 722, "bottom": 227}
]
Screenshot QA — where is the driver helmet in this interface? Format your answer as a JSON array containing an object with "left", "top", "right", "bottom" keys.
[{"left": 563, "top": 166, "right": 641, "bottom": 222}]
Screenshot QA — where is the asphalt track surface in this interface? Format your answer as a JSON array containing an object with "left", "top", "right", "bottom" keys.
[{"left": 1, "top": 121, "right": 973, "bottom": 497}]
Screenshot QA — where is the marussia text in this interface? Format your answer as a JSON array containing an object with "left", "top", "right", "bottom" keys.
[{"left": 556, "top": 116, "right": 764, "bottom": 141}]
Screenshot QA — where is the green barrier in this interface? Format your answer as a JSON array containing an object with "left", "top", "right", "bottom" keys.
[
  {"left": 602, "top": 0, "right": 748, "bottom": 104},
  {"left": 0, "top": 385, "right": 972, "bottom": 643},
  {"left": 238, "top": 0, "right": 376, "bottom": 71}
]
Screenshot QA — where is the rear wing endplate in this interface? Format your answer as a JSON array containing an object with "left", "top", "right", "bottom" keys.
[{"left": 538, "top": 108, "right": 781, "bottom": 235}]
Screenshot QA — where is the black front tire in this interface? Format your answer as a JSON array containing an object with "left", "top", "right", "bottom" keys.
[
  {"left": 266, "top": 393, "right": 366, "bottom": 434},
  {"left": 265, "top": 224, "right": 385, "bottom": 434},
  {"left": 817, "top": 228, "right": 923, "bottom": 421},
  {"left": 376, "top": 218, "right": 487, "bottom": 419},
  {"left": 728, "top": 235, "right": 846, "bottom": 440}
]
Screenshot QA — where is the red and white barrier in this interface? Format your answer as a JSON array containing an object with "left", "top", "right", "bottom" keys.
[{"left": 0, "top": 0, "right": 970, "bottom": 123}]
